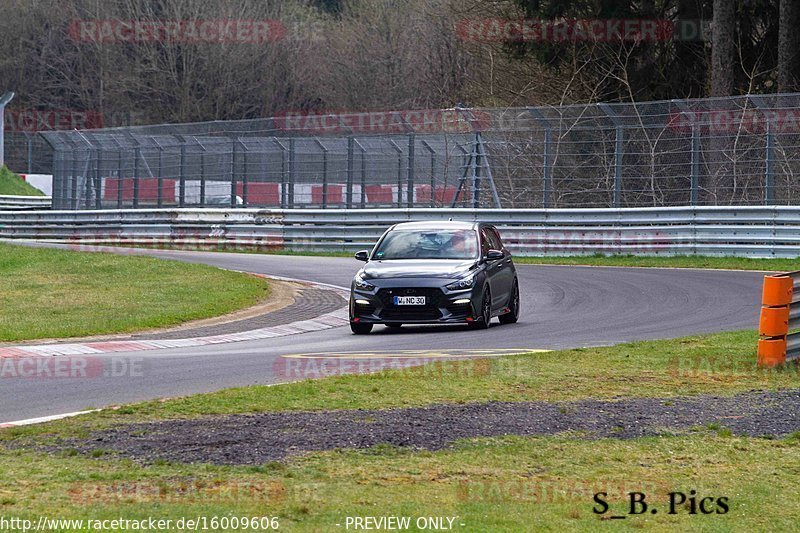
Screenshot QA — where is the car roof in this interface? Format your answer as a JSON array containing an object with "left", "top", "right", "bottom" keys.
[{"left": 390, "top": 220, "right": 478, "bottom": 231}]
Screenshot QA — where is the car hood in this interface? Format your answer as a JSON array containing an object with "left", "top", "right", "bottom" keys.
[{"left": 361, "top": 259, "right": 477, "bottom": 279}]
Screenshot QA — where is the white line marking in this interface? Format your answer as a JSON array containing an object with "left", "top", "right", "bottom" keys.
[{"left": 0, "top": 409, "right": 100, "bottom": 428}]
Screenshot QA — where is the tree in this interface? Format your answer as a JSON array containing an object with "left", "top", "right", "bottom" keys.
[
  {"left": 710, "top": 0, "right": 735, "bottom": 96},
  {"left": 778, "top": 0, "right": 800, "bottom": 92}
]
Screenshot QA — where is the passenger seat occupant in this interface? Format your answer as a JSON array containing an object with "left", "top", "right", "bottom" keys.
[{"left": 450, "top": 231, "right": 477, "bottom": 258}]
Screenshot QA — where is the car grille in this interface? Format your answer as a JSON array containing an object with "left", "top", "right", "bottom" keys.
[
  {"left": 377, "top": 287, "right": 444, "bottom": 321},
  {"left": 376, "top": 287, "right": 444, "bottom": 307},
  {"left": 381, "top": 307, "right": 442, "bottom": 321}
]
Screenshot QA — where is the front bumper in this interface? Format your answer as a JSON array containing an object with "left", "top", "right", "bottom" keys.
[{"left": 350, "top": 280, "right": 477, "bottom": 324}]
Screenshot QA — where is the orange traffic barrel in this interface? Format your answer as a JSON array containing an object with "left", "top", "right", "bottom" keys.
[
  {"left": 762, "top": 275, "right": 793, "bottom": 307},
  {"left": 757, "top": 338, "right": 787, "bottom": 368},
  {"left": 759, "top": 306, "right": 790, "bottom": 337}
]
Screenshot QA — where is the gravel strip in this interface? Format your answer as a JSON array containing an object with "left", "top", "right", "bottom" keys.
[
  {"left": 132, "top": 288, "right": 345, "bottom": 339},
  {"left": 47, "top": 389, "right": 800, "bottom": 465}
]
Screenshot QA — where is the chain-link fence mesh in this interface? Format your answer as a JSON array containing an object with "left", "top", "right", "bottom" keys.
[
  {"left": 4, "top": 132, "right": 54, "bottom": 174},
  {"left": 24, "top": 93, "right": 800, "bottom": 209}
]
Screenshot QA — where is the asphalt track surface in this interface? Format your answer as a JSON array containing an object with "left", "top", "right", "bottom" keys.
[{"left": 0, "top": 247, "right": 764, "bottom": 422}]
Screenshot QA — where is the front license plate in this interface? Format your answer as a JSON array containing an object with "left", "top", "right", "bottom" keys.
[{"left": 393, "top": 296, "right": 426, "bottom": 305}]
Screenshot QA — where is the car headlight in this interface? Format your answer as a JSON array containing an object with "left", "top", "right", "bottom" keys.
[
  {"left": 354, "top": 274, "right": 376, "bottom": 291},
  {"left": 446, "top": 275, "right": 475, "bottom": 291}
]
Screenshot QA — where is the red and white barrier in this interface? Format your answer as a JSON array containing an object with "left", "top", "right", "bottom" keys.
[
  {"left": 103, "top": 177, "right": 177, "bottom": 203},
  {"left": 17, "top": 174, "right": 53, "bottom": 196},
  {"left": 97, "top": 178, "right": 459, "bottom": 206}
]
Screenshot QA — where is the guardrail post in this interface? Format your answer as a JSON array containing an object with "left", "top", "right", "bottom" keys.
[
  {"left": 70, "top": 148, "right": 78, "bottom": 210},
  {"left": 543, "top": 129, "right": 552, "bottom": 208},
  {"left": 241, "top": 140, "right": 249, "bottom": 208},
  {"left": 407, "top": 134, "right": 416, "bottom": 208},
  {"left": 765, "top": 120, "right": 775, "bottom": 206},
  {"left": 355, "top": 138, "right": 367, "bottom": 209},
  {"left": 613, "top": 125, "right": 623, "bottom": 208},
  {"left": 74, "top": 131, "right": 95, "bottom": 210},
  {"left": 175, "top": 135, "right": 186, "bottom": 207},
  {"left": 51, "top": 151, "right": 61, "bottom": 209},
  {"left": 94, "top": 148, "right": 101, "bottom": 209},
  {"left": 25, "top": 132, "right": 33, "bottom": 174},
  {"left": 472, "top": 134, "right": 482, "bottom": 209},
  {"left": 750, "top": 95, "right": 776, "bottom": 207},
  {"left": 178, "top": 138, "right": 187, "bottom": 208},
  {"left": 528, "top": 108, "right": 553, "bottom": 208},
  {"left": 388, "top": 139, "right": 403, "bottom": 207},
  {"left": 672, "top": 100, "right": 700, "bottom": 206},
  {"left": 314, "top": 138, "right": 329, "bottom": 208},
  {"left": 156, "top": 142, "right": 164, "bottom": 208},
  {"left": 288, "top": 138, "right": 296, "bottom": 209},
  {"left": 230, "top": 138, "right": 238, "bottom": 208},
  {"left": 598, "top": 103, "right": 623, "bottom": 208},
  {"left": 0, "top": 92, "right": 13, "bottom": 168},
  {"left": 272, "top": 138, "right": 288, "bottom": 209},
  {"left": 199, "top": 141, "right": 206, "bottom": 207},
  {"left": 690, "top": 124, "right": 700, "bottom": 205},
  {"left": 83, "top": 154, "right": 92, "bottom": 209},
  {"left": 117, "top": 149, "right": 124, "bottom": 208},
  {"left": 420, "top": 139, "right": 436, "bottom": 207},
  {"left": 346, "top": 136, "right": 354, "bottom": 209},
  {"left": 133, "top": 146, "right": 141, "bottom": 209},
  {"left": 757, "top": 273, "right": 794, "bottom": 367}
]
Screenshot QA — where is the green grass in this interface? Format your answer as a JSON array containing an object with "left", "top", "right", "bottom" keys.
[
  {"left": 512, "top": 254, "right": 800, "bottom": 271},
  {"left": 2, "top": 329, "right": 800, "bottom": 529},
  {"left": 0, "top": 246, "right": 797, "bottom": 530},
  {"left": 0, "top": 242, "right": 269, "bottom": 341},
  {"left": 48, "top": 330, "right": 800, "bottom": 421},
  {"left": 1, "top": 429, "right": 798, "bottom": 530},
  {"left": 0, "top": 165, "right": 44, "bottom": 196},
  {"left": 99, "top": 244, "right": 800, "bottom": 272},
  {"left": 0, "top": 329, "right": 794, "bottom": 438},
  {"left": 1, "top": 329, "right": 791, "bottom": 430},
  {"left": 272, "top": 252, "right": 798, "bottom": 271}
]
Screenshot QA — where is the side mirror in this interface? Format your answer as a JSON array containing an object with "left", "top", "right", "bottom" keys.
[
  {"left": 485, "top": 249, "right": 504, "bottom": 261},
  {"left": 354, "top": 250, "right": 370, "bottom": 262}
]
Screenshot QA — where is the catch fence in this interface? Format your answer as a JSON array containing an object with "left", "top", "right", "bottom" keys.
[{"left": 21, "top": 93, "right": 800, "bottom": 210}]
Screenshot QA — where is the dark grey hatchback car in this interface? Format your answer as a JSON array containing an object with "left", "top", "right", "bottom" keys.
[{"left": 349, "top": 221, "right": 519, "bottom": 334}]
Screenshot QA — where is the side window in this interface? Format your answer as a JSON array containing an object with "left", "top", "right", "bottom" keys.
[
  {"left": 479, "top": 228, "right": 491, "bottom": 255},
  {"left": 490, "top": 227, "right": 505, "bottom": 250},
  {"left": 483, "top": 226, "right": 502, "bottom": 251}
]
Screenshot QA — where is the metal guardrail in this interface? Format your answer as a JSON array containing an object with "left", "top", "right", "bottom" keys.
[
  {"left": 757, "top": 271, "right": 800, "bottom": 367},
  {"left": 2, "top": 206, "right": 800, "bottom": 258},
  {"left": 0, "top": 195, "right": 52, "bottom": 209}
]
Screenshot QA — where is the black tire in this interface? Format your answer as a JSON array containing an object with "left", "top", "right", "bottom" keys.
[
  {"left": 499, "top": 279, "right": 520, "bottom": 325},
  {"left": 350, "top": 323, "right": 373, "bottom": 334},
  {"left": 469, "top": 288, "right": 492, "bottom": 330},
  {"left": 386, "top": 323, "right": 403, "bottom": 329}
]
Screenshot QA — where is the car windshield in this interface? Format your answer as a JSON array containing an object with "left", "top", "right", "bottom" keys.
[{"left": 373, "top": 229, "right": 479, "bottom": 260}]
